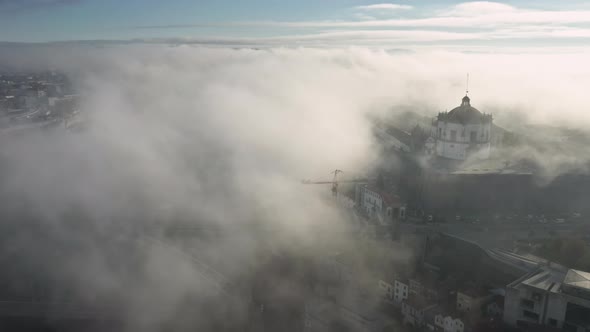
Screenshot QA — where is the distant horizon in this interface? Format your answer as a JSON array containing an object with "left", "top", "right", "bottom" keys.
[{"left": 1, "top": 1, "right": 590, "bottom": 51}]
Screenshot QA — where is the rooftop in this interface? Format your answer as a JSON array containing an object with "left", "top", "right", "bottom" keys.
[
  {"left": 438, "top": 95, "right": 492, "bottom": 124},
  {"left": 404, "top": 296, "right": 437, "bottom": 311},
  {"left": 451, "top": 168, "right": 533, "bottom": 175},
  {"left": 486, "top": 249, "right": 544, "bottom": 273},
  {"left": 509, "top": 264, "right": 590, "bottom": 299},
  {"left": 364, "top": 184, "right": 403, "bottom": 207},
  {"left": 521, "top": 268, "right": 567, "bottom": 292},
  {"left": 458, "top": 286, "right": 491, "bottom": 299},
  {"left": 564, "top": 269, "right": 590, "bottom": 290},
  {"left": 452, "top": 159, "right": 535, "bottom": 176}
]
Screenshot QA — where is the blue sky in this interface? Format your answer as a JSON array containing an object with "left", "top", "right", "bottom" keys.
[{"left": 2, "top": 0, "right": 590, "bottom": 49}]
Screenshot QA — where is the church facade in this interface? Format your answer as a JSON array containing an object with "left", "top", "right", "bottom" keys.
[{"left": 432, "top": 95, "right": 493, "bottom": 161}]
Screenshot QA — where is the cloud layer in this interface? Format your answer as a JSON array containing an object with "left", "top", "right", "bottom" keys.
[
  {"left": 130, "top": 1, "right": 590, "bottom": 48},
  {"left": 2, "top": 44, "right": 590, "bottom": 329}
]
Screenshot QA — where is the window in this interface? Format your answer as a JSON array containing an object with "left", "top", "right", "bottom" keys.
[
  {"left": 438, "top": 128, "right": 442, "bottom": 138},
  {"left": 470, "top": 131, "right": 476, "bottom": 142},
  {"left": 548, "top": 318, "right": 557, "bottom": 327},
  {"left": 450, "top": 130, "right": 457, "bottom": 141},
  {"left": 523, "top": 310, "right": 539, "bottom": 321},
  {"left": 521, "top": 299, "right": 534, "bottom": 309}
]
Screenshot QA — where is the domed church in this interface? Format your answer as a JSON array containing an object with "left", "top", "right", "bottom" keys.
[{"left": 433, "top": 94, "right": 493, "bottom": 161}]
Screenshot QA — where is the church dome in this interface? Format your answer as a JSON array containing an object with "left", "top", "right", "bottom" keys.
[{"left": 439, "top": 95, "right": 490, "bottom": 124}]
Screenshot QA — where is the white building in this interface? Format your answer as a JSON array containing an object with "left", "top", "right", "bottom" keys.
[
  {"left": 356, "top": 185, "right": 406, "bottom": 225},
  {"left": 432, "top": 95, "right": 493, "bottom": 161},
  {"left": 378, "top": 279, "right": 409, "bottom": 306},
  {"left": 394, "top": 279, "right": 409, "bottom": 305},
  {"left": 378, "top": 280, "right": 394, "bottom": 302},
  {"left": 504, "top": 266, "right": 590, "bottom": 331},
  {"left": 434, "top": 313, "right": 465, "bottom": 332}
]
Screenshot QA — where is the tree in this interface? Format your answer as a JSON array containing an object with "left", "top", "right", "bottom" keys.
[{"left": 561, "top": 239, "right": 586, "bottom": 267}]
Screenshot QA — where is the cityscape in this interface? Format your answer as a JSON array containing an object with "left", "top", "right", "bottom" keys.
[{"left": 2, "top": 1, "right": 590, "bottom": 332}]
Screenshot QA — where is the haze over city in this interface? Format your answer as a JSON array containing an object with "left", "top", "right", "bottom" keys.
[{"left": 1, "top": 1, "right": 590, "bottom": 332}]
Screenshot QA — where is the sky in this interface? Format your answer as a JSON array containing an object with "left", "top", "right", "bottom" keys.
[{"left": 2, "top": 0, "right": 590, "bottom": 50}]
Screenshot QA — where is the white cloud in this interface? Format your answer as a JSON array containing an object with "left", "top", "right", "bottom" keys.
[
  {"left": 244, "top": 9, "right": 590, "bottom": 29},
  {"left": 442, "top": 1, "right": 516, "bottom": 16},
  {"left": 127, "top": 1, "right": 590, "bottom": 48},
  {"left": 270, "top": 29, "right": 481, "bottom": 43},
  {"left": 182, "top": 2, "right": 590, "bottom": 45},
  {"left": 356, "top": 3, "right": 413, "bottom": 11}
]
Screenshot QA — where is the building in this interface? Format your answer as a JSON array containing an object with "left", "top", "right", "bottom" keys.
[
  {"left": 432, "top": 95, "right": 492, "bottom": 161},
  {"left": 356, "top": 184, "right": 406, "bottom": 240},
  {"left": 409, "top": 277, "right": 442, "bottom": 302},
  {"left": 394, "top": 279, "right": 410, "bottom": 305},
  {"left": 504, "top": 265, "right": 590, "bottom": 332},
  {"left": 378, "top": 280, "right": 395, "bottom": 303},
  {"left": 402, "top": 297, "right": 437, "bottom": 328},
  {"left": 410, "top": 278, "right": 424, "bottom": 297},
  {"left": 486, "top": 295, "right": 504, "bottom": 318},
  {"left": 356, "top": 184, "right": 406, "bottom": 225},
  {"left": 433, "top": 311, "right": 466, "bottom": 332},
  {"left": 378, "top": 278, "right": 409, "bottom": 306},
  {"left": 457, "top": 288, "right": 492, "bottom": 314}
]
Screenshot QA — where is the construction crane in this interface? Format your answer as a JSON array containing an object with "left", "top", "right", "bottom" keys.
[{"left": 301, "top": 169, "right": 368, "bottom": 197}]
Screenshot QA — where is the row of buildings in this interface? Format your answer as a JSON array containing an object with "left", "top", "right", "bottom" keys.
[
  {"left": 351, "top": 180, "right": 407, "bottom": 242},
  {"left": 380, "top": 275, "right": 503, "bottom": 332},
  {"left": 0, "top": 71, "right": 78, "bottom": 129},
  {"left": 376, "top": 232, "right": 590, "bottom": 332}
]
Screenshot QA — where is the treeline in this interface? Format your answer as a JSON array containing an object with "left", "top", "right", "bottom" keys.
[{"left": 535, "top": 237, "right": 590, "bottom": 271}]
